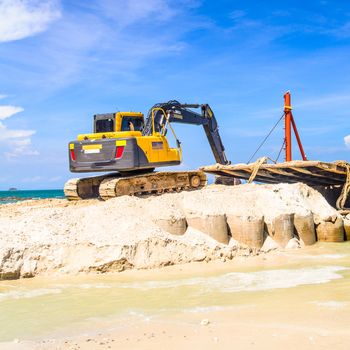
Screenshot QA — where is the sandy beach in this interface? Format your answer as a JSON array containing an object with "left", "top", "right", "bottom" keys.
[
  {"left": 1, "top": 244, "right": 350, "bottom": 349},
  {"left": 1, "top": 183, "right": 349, "bottom": 349},
  {"left": 0, "top": 183, "right": 346, "bottom": 279}
]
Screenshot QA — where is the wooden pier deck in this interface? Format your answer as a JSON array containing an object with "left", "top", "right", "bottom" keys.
[{"left": 201, "top": 160, "right": 349, "bottom": 187}]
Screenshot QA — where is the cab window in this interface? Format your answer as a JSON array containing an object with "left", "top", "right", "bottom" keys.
[
  {"left": 95, "top": 118, "right": 114, "bottom": 133},
  {"left": 121, "top": 117, "right": 143, "bottom": 131}
]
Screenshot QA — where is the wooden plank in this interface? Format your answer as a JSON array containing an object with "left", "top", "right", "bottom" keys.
[
  {"left": 266, "top": 167, "right": 334, "bottom": 186},
  {"left": 201, "top": 160, "right": 348, "bottom": 187},
  {"left": 282, "top": 167, "right": 344, "bottom": 185},
  {"left": 309, "top": 166, "right": 346, "bottom": 181},
  {"left": 210, "top": 169, "right": 276, "bottom": 183}
]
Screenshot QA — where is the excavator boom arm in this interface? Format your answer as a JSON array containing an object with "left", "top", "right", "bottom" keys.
[{"left": 142, "top": 100, "right": 229, "bottom": 165}]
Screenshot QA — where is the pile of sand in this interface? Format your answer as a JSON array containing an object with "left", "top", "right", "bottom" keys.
[{"left": 0, "top": 183, "right": 341, "bottom": 279}]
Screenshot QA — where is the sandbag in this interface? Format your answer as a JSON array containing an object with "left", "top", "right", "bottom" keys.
[
  {"left": 187, "top": 214, "right": 229, "bottom": 244},
  {"left": 294, "top": 213, "right": 316, "bottom": 245},
  {"left": 344, "top": 218, "right": 350, "bottom": 241},
  {"left": 226, "top": 214, "right": 264, "bottom": 248},
  {"left": 272, "top": 214, "right": 294, "bottom": 248},
  {"left": 316, "top": 217, "right": 344, "bottom": 242},
  {"left": 154, "top": 216, "right": 187, "bottom": 235}
]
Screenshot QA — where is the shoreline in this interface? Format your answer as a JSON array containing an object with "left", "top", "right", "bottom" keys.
[
  {"left": 4, "top": 309, "right": 350, "bottom": 350},
  {"left": 1, "top": 244, "right": 349, "bottom": 349}
]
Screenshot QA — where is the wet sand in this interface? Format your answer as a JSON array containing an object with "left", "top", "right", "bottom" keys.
[
  {"left": 7, "top": 309, "right": 349, "bottom": 350},
  {"left": 1, "top": 243, "right": 350, "bottom": 349}
]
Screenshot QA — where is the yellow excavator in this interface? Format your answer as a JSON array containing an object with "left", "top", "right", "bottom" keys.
[{"left": 64, "top": 100, "right": 230, "bottom": 200}]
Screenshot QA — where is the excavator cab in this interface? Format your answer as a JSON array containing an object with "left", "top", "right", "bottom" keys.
[
  {"left": 93, "top": 112, "right": 144, "bottom": 134},
  {"left": 94, "top": 113, "right": 115, "bottom": 133}
]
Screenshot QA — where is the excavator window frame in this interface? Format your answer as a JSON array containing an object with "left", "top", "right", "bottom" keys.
[
  {"left": 121, "top": 116, "right": 144, "bottom": 132},
  {"left": 95, "top": 118, "right": 115, "bottom": 133},
  {"left": 93, "top": 113, "right": 116, "bottom": 133}
]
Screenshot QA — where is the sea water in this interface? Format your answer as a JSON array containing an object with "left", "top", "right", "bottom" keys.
[
  {"left": 0, "top": 189, "right": 64, "bottom": 204},
  {"left": 0, "top": 242, "right": 349, "bottom": 342}
]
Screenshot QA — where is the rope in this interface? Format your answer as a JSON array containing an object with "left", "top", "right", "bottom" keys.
[
  {"left": 248, "top": 156, "right": 268, "bottom": 183},
  {"left": 335, "top": 160, "right": 350, "bottom": 210},
  {"left": 247, "top": 113, "right": 285, "bottom": 163},
  {"left": 275, "top": 139, "right": 286, "bottom": 163}
]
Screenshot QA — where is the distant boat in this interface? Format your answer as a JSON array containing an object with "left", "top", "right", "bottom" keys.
[{"left": 8, "top": 187, "right": 18, "bottom": 191}]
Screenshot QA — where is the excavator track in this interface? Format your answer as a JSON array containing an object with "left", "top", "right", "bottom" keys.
[
  {"left": 64, "top": 171, "right": 207, "bottom": 201},
  {"left": 63, "top": 174, "right": 116, "bottom": 200}
]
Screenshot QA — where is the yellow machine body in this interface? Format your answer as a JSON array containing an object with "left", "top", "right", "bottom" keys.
[{"left": 75, "top": 111, "right": 181, "bottom": 166}]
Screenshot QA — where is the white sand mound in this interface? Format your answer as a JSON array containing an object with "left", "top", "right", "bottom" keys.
[{"left": 0, "top": 183, "right": 339, "bottom": 279}]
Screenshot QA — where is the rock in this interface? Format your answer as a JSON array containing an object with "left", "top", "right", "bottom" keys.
[
  {"left": 285, "top": 238, "right": 300, "bottom": 250},
  {"left": 20, "top": 259, "right": 37, "bottom": 278},
  {"left": 186, "top": 214, "right": 229, "bottom": 244},
  {"left": 271, "top": 214, "right": 295, "bottom": 248},
  {"left": 200, "top": 319, "right": 210, "bottom": 325},
  {"left": 294, "top": 213, "right": 316, "bottom": 245},
  {"left": 261, "top": 236, "right": 279, "bottom": 252},
  {"left": 316, "top": 217, "right": 344, "bottom": 242},
  {"left": 0, "top": 248, "right": 23, "bottom": 280},
  {"left": 313, "top": 213, "right": 338, "bottom": 226},
  {"left": 226, "top": 214, "right": 264, "bottom": 248},
  {"left": 191, "top": 250, "right": 207, "bottom": 262}
]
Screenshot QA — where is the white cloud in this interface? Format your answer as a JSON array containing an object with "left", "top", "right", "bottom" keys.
[
  {"left": 0, "top": 0, "right": 205, "bottom": 93},
  {"left": 1, "top": 123, "right": 38, "bottom": 159},
  {"left": 95, "top": 0, "right": 175, "bottom": 25},
  {"left": 0, "top": 94, "right": 7, "bottom": 99},
  {"left": 5, "top": 142, "right": 39, "bottom": 159},
  {"left": 0, "top": 0, "right": 61, "bottom": 43},
  {"left": 0, "top": 100, "right": 38, "bottom": 159},
  {"left": 295, "top": 93, "right": 350, "bottom": 109},
  {"left": 0, "top": 105, "right": 24, "bottom": 120},
  {"left": 0, "top": 126, "right": 35, "bottom": 141},
  {"left": 345, "top": 135, "right": 350, "bottom": 148}
]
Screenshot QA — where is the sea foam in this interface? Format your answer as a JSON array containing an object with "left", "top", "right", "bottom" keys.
[
  {"left": 119, "top": 266, "right": 347, "bottom": 293},
  {"left": 0, "top": 288, "right": 62, "bottom": 302}
]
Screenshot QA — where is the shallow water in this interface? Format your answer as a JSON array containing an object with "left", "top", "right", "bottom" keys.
[
  {"left": 0, "top": 189, "right": 64, "bottom": 204},
  {"left": 0, "top": 242, "right": 349, "bottom": 342}
]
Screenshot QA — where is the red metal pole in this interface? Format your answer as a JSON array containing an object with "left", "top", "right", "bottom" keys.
[
  {"left": 291, "top": 115, "right": 307, "bottom": 161},
  {"left": 284, "top": 92, "right": 292, "bottom": 161}
]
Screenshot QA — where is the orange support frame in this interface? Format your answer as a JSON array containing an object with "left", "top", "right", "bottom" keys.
[{"left": 283, "top": 92, "right": 307, "bottom": 162}]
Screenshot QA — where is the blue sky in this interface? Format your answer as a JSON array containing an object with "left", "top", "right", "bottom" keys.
[{"left": 0, "top": 0, "right": 350, "bottom": 190}]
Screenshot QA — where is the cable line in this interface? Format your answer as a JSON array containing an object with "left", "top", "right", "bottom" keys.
[{"left": 247, "top": 113, "right": 285, "bottom": 164}]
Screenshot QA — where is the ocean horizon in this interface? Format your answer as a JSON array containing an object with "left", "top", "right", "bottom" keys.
[{"left": 0, "top": 189, "right": 65, "bottom": 204}]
